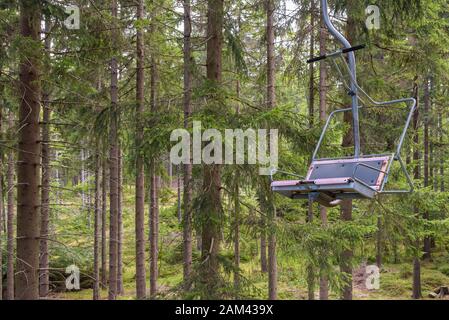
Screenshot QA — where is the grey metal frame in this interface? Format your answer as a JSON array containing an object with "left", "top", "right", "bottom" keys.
[
  {"left": 309, "top": 0, "right": 418, "bottom": 194},
  {"left": 310, "top": 101, "right": 416, "bottom": 194},
  {"left": 271, "top": 0, "right": 417, "bottom": 203}
]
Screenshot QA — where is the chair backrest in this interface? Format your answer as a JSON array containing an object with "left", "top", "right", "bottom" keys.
[{"left": 306, "top": 156, "right": 391, "bottom": 190}]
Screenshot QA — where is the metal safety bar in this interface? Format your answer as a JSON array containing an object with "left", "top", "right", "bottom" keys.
[
  {"left": 307, "top": 44, "right": 366, "bottom": 64},
  {"left": 269, "top": 169, "right": 305, "bottom": 182},
  {"left": 312, "top": 101, "right": 416, "bottom": 162}
]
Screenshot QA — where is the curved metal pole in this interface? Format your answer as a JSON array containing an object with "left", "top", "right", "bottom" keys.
[{"left": 321, "top": 0, "right": 360, "bottom": 157}]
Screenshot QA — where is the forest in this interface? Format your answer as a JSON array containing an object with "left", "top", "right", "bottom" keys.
[{"left": 0, "top": 0, "right": 448, "bottom": 302}]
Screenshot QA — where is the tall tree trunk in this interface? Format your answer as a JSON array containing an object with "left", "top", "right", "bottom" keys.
[
  {"left": 81, "top": 149, "right": 86, "bottom": 210},
  {"left": 438, "top": 111, "right": 444, "bottom": 192},
  {"left": 267, "top": 204, "right": 277, "bottom": 300},
  {"left": 199, "top": 0, "right": 224, "bottom": 299},
  {"left": 108, "top": 0, "right": 119, "bottom": 300},
  {"left": 233, "top": 182, "right": 240, "bottom": 294},
  {"left": 266, "top": 0, "right": 277, "bottom": 300},
  {"left": 340, "top": 200, "right": 353, "bottom": 300},
  {"left": 338, "top": 0, "right": 359, "bottom": 300},
  {"left": 101, "top": 160, "right": 107, "bottom": 289},
  {"left": 182, "top": 0, "right": 193, "bottom": 292},
  {"left": 39, "top": 19, "right": 51, "bottom": 298},
  {"left": 340, "top": 104, "right": 354, "bottom": 300},
  {"left": 260, "top": 224, "right": 268, "bottom": 273},
  {"left": 16, "top": 0, "right": 42, "bottom": 300},
  {"left": 430, "top": 80, "right": 436, "bottom": 193},
  {"left": 6, "top": 112, "right": 15, "bottom": 300},
  {"left": 340, "top": 117, "right": 354, "bottom": 300},
  {"left": 392, "top": 237, "right": 399, "bottom": 264},
  {"left": 412, "top": 256, "right": 422, "bottom": 299},
  {"left": 376, "top": 215, "right": 382, "bottom": 268},
  {"left": 412, "top": 78, "right": 422, "bottom": 299},
  {"left": 135, "top": 0, "right": 147, "bottom": 299},
  {"left": 306, "top": 199, "right": 315, "bottom": 300},
  {"left": 308, "top": 2, "right": 315, "bottom": 128},
  {"left": 233, "top": 48, "right": 242, "bottom": 294},
  {"left": 149, "top": 56, "right": 160, "bottom": 298},
  {"left": 318, "top": 6, "right": 328, "bottom": 300},
  {"left": 259, "top": 191, "right": 268, "bottom": 274},
  {"left": 430, "top": 128, "right": 435, "bottom": 192},
  {"left": 0, "top": 90, "right": 3, "bottom": 300},
  {"left": 413, "top": 83, "right": 420, "bottom": 181},
  {"left": 93, "top": 155, "right": 101, "bottom": 300},
  {"left": 117, "top": 148, "right": 124, "bottom": 295},
  {"left": 149, "top": 161, "right": 159, "bottom": 298},
  {"left": 39, "top": 96, "right": 50, "bottom": 298},
  {"left": 306, "top": 1, "right": 316, "bottom": 300},
  {"left": 177, "top": 167, "right": 182, "bottom": 223},
  {"left": 422, "top": 77, "right": 431, "bottom": 260}
]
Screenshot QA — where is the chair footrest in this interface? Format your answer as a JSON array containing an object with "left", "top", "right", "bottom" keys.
[{"left": 271, "top": 178, "right": 376, "bottom": 207}]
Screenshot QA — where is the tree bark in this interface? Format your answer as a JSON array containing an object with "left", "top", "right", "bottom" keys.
[
  {"left": 233, "top": 182, "right": 240, "bottom": 294},
  {"left": 197, "top": 0, "right": 224, "bottom": 299},
  {"left": 422, "top": 77, "right": 431, "bottom": 260},
  {"left": 81, "top": 149, "right": 87, "bottom": 210},
  {"left": 108, "top": 0, "right": 119, "bottom": 300},
  {"left": 340, "top": 119, "right": 354, "bottom": 301},
  {"left": 308, "top": 2, "right": 315, "bottom": 128},
  {"left": 39, "top": 19, "right": 51, "bottom": 298},
  {"left": 117, "top": 148, "right": 124, "bottom": 295},
  {"left": 260, "top": 226, "right": 268, "bottom": 273},
  {"left": 39, "top": 96, "right": 50, "bottom": 298},
  {"left": 413, "top": 81, "right": 420, "bottom": 181},
  {"left": 16, "top": 0, "right": 42, "bottom": 300},
  {"left": 340, "top": 98, "right": 354, "bottom": 301},
  {"left": 412, "top": 256, "right": 422, "bottom": 299},
  {"left": 101, "top": 160, "right": 107, "bottom": 289},
  {"left": 267, "top": 214, "right": 277, "bottom": 300},
  {"left": 438, "top": 111, "right": 444, "bottom": 192},
  {"left": 306, "top": 2, "right": 316, "bottom": 300},
  {"left": 340, "top": 200, "right": 353, "bottom": 300},
  {"left": 306, "top": 202, "right": 315, "bottom": 300},
  {"left": 93, "top": 155, "right": 101, "bottom": 300},
  {"left": 177, "top": 167, "right": 182, "bottom": 223},
  {"left": 259, "top": 190, "right": 268, "bottom": 274},
  {"left": 149, "top": 55, "right": 159, "bottom": 298},
  {"left": 337, "top": 0, "right": 359, "bottom": 300},
  {"left": 266, "top": 0, "right": 277, "bottom": 300},
  {"left": 182, "top": 0, "right": 193, "bottom": 291},
  {"left": 0, "top": 89, "right": 3, "bottom": 301},
  {"left": 412, "top": 78, "right": 422, "bottom": 299},
  {"left": 318, "top": 6, "right": 328, "bottom": 300},
  {"left": 6, "top": 112, "right": 15, "bottom": 300},
  {"left": 376, "top": 215, "right": 382, "bottom": 268},
  {"left": 135, "top": 0, "right": 147, "bottom": 299},
  {"left": 149, "top": 161, "right": 159, "bottom": 298}
]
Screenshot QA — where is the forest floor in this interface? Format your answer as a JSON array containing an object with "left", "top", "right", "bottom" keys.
[
  {"left": 55, "top": 260, "right": 449, "bottom": 300},
  {"left": 51, "top": 185, "right": 449, "bottom": 300}
]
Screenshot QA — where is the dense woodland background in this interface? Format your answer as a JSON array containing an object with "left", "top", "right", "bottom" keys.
[{"left": 0, "top": 0, "right": 448, "bottom": 300}]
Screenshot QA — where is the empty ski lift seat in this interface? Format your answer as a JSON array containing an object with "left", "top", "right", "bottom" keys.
[{"left": 271, "top": 155, "right": 392, "bottom": 207}]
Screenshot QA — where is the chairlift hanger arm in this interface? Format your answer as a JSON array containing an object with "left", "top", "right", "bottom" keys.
[
  {"left": 307, "top": 44, "right": 366, "bottom": 64},
  {"left": 320, "top": 0, "right": 361, "bottom": 157}
]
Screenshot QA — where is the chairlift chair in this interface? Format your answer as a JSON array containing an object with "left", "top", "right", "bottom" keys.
[{"left": 270, "top": 0, "right": 417, "bottom": 207}]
